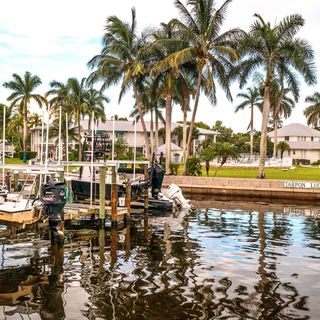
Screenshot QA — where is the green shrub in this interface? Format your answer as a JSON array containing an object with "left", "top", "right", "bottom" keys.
[
  {"left": 186, "top": 156, "right": 202, "bottom": 176},
  {"left": 293, "top": 159, "right": 311, "bottom": 165},
  {"left": 18, "top": 151, "right": 37, "bottom": 160},
  {"left": 170, "top": 163, "right": 179, "bottom": 175},
  {"left": 69, "top": 149, "right": 79, "bottom": 161}
]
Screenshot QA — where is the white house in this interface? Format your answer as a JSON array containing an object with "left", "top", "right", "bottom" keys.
[
  {"left": 268, "top": 123, "right": 320, "bottom": 163},
  {"left": 30, "top": 120, "right": 219, "bottom": 160}
]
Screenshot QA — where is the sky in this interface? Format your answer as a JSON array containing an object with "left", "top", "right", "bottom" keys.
[{"left": 0, "top": 0, "right": 319, "bottom": 132}]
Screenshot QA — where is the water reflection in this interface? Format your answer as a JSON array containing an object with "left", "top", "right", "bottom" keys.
[{"left": 0, "top": 203, "right": 319, "bottom": 319}]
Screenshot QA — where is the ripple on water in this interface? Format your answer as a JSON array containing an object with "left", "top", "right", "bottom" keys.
[{"left": 0, "top": 206, "right": 319, "bottom": 319}]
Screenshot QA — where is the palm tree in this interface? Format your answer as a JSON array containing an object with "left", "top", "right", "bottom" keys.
[
  {"left": 155, "top": 0, "right": 242, "bottom": 173},
  {"left": 276, "top": 141, "right": 290, "bottom": 159},
  {"left": 66, "top": 77, "right": 89, "bottom": 160},
  {"left": 3, "top": 71, "right": 46, "bottom": 151},
  {"left": 304, "top": 92, "right": 320, "bottom": 127},
  {"left": 47, "top": 80, "right": 72, "bottom": 160},
  {"left": 150, "top": 21, "right": 192, "bottom": 173},
  {"left": 88, "top": 8, "right": 152, "bottom": 159},
  {"left": 238, "top": 14, "right": 316, "bottom": 178},
  {"left": 235, "top": 87, "right": 262, "bottom": 157},
  {"left": 6, "top": 112, "right": 23, "bottom": 150}
]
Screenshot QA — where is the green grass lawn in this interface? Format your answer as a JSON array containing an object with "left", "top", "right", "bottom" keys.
[
  {"left": 4, "top": 157, "right": 24, "bottom": 164},
  {"left": 200, "top": 166, "right": 320, "bottom": 180}
]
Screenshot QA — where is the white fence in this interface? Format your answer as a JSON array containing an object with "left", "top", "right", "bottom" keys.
[{"left": 211, "top": 156, "right": 293, "bottom": 168}]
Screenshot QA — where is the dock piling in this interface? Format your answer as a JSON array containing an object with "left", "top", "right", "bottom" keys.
[
  {"left": 99, "top": 166, "right": 106, "bottom": 226},
  {"left": 111, "top": 166, "right": 117, "bottom": 226},
  {"left": 13, "top": 171, "right": 19, "bottom": 191},
  {"left": 143, "top": 164, "right": 149, "bottom": 212},
  {"left": 125, "top": 181, "right": 131, "bottom": 222}
]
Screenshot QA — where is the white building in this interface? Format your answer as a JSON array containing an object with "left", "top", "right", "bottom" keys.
[
  {"left": 268, "top": 123, "right": 320, "bottom": 163},
  {"left": 30, "top": 120, "right": 219, "bottom": 160}
]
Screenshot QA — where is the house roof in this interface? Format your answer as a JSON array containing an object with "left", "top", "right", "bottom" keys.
[
  {"left": 31, "top": 119, "right": 220, "bottom": 136},
  {"left": 80, "top": 119, "right": 219, "bottom": 135},
  {"left": 287, "top": 141, "right": 320, "bottom": 150},
  {"left": 268, "top": 123, "right": 320, "bottom": 138},
  {"left": 157, "top": 143, "right": 183, "bottom": 154}
]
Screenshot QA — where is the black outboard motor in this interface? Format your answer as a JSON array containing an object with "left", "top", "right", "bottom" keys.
[
  {"left": 150, "top": 163, "right": 165, "bottom": 199},
  {"left": 41, "top": 181, "right": 66, "bottom": 242}
]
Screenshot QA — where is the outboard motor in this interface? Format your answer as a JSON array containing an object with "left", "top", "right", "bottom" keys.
[
  {"left": 150, "top": 163, "right": 165, "bottom": 199},
  {"left": 166, "top": 183, "right": 192, "bottom": 210},
  {"left": 41, "top": 181, "right": 66, "bottom": 242}
]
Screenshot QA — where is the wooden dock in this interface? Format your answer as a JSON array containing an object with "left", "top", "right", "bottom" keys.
[{"left": 63, "top": 203, "right": 129, "bottom": 221}]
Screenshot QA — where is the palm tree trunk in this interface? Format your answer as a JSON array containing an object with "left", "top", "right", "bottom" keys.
[
  {"left": 150, "top": 109, "right": 154, "bottom": 160},
  {"left": 88, "top": 114, "right": 91, "bottom": 131},
  {"left": 257, "top": 85, "right": 271, "bottom": 178},
  {"left": 23, "top": 100, "right": 28, "bottom": 151},
  {"left": 273, "top": 90, "right": 283, "bottom": 158},
  {"left": 273, "top": 117, "right": 278, "bottom": 158},
  {"left": 165, "top": 74, "right": 173, "bottom": 174},
  {"left": 155, "top": 111, "right": 159, "bottom": 161},
  {"left": 182, "top": 100, "right": 188, "bottom": 163},
  {"left": 179, "top": 75, "right": 190, "bottom": 164},
  {"left": 78, "top": 112, "right": 82, "bottom": 161},
  {"left": 132, "top": 80, "right": 151, "bottom": 159},
  {"left": 250, "top": 104, "right": 254, "bottom": 158},
  {"left": 183, "top": 67, "right": 202, "bottom": 175}
]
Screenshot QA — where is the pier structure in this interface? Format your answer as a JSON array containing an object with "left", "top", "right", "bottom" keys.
[{"left": 0, "top": 160, "right": 150, "bottom": 238}]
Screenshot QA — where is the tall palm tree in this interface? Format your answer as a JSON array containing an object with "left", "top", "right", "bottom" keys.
[
  {"left": 67, "top": 77, "right": 89, "bottom": 160},
  {"left": 238, "top": 14, "right": 316, "bottom": 178},
  {"left": 150, "top": 22, "right": 190, "bottom": 173},
  {"left": 47, "top": 80, "right": 72, "bottom": 160},
  {"left": 155, "top": 0, "right": 242, "bottom": 173},
  {"left": 88, "top": 8, "right": 152, "bottom": 159},
  {"left": 304, "top": 92, "right": 320, "bottom": 127},
  {"left": 235, "top": 87, "right": 262, "bottom": 157},
  {"left": 3, "top": 71, "right": 46, "bottom": 151}
]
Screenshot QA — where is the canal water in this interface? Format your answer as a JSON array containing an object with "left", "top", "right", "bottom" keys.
[{"left": 0, "top": 199, "right": 319, "bottom": 319}]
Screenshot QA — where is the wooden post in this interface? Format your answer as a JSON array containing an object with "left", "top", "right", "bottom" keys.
[
  {"left": 143, "top": 164, "right": 149, "bottom": 212},
  {"left": 5, "top": 172, "right": 10, "bottom": 192},
  {"left": 99, "top": 166, "right": 106, "bottom": 225},
  {"left": 125, "top": 224, "right": 131, "bottom": 260},
  {"left": 111, "top": 166, "right": 117, "bottom": 226},
  {"left": 34, "top": 175, "right": 40, "bottom": 198},
  {"left": 110, "top": 228, "right": 117, "bottom": 268},
  {"left": 13, "top": 171, "right": 19, "bottom": 192},
  {"left": 99, "top": 228, "right": 105, "bottom": 275},
  {"left": 125, "top": 181, "right": 131, "bottom": 222}
]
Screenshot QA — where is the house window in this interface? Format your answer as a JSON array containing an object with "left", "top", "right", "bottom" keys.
[
  {"left": 293, "top": 151, "right": 295, "bottom": 155},
  {"left": 285, "top": 136, "right": 289, "bottom": 141},
  {"left": 311, "top": 137, "right": 314, "bottom": 142}
]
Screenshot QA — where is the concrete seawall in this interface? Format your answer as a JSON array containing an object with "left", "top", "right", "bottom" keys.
[{"left": 163, "top": 176, "right": 320, "bottom": 201}]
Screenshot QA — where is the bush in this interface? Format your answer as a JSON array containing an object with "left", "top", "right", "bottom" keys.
[
  {"left": 18, "top": 151, "right": 37, "bottom": 160},
  {"left": 170, "top": 163, "right": 179, "bottom": 175},
  {"left": 293, "top": 159, "right": 311, "bottom": 165},
  {"left": 312, "top": 160, "right": 320, "bottom": 166},
  {"left": 186, "top": 156, "right": 202, "bottom": 176},
  {"left": 69, "top": 149, "right": 79, "bottom": 161}
]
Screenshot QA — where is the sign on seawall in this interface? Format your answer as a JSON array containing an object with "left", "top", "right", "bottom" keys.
[{"left": 283, "top": 181, "right": 320, "bottom": 189}]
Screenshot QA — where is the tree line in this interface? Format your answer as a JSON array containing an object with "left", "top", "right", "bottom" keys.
[{"left": 2, "top": 0, "right": 319, "bottom": 178}]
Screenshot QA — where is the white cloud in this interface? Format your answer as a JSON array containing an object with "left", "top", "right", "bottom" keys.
[{"left": 0, "top": 0, "right": 319, "bottom": 132}]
